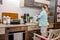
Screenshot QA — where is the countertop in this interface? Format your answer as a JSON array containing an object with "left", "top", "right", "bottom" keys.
[
  {"left": 0, "top": 23, "right": 54, "bottom": 34},
  {"left": 0, "top": 23, "right": 38, "bottom": 28},
  {"left": 0, "top": 23, "right": 54, "bottom": 28}
]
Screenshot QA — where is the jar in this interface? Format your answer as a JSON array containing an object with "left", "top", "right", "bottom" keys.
[
  {"left": 6, "top": 16, "right": 11, "bottom": 24},
  {"left": 3, "top": 16, "right": 7, "bottom": 24},
  {"left": 20, "top": 18, "right": 24, "bottom": 24}
]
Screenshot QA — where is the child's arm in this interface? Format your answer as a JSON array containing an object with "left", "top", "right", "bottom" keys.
[{"left": 38, "top": 12, "right": 43, "bottom": 18}]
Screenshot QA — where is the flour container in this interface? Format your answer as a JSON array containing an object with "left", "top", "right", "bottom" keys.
[
  {"left": 3, "top": 16, "right": 7, "bottom": 24},
  {"left": 6, "top": 16, "right": 11, "bottom": 24}
]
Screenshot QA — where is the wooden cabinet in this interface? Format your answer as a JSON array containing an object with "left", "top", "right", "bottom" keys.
[
  {"left": 27, "top": 25, "right": 40, "bottom": 31},
  {"left": 5, "top": 26, "right": 28, "bottom": 40},
  {"left": 5, "top": 26, "right": 40, "bottom": 40},
  {"left": 24, "top": 0, "right": 42, "bottom": 9},
  {"left": 0, "top": 34, "right": 5, "bottom": 40},
  {"left": 26, "top": 24, "right": 40, "bottom": 40},
  {"left": 20, "top": 0, "right": 49, "bottom": 9},
  {"left": 24, "top": 0, "right": 34, "bottom": 7},
  {"left": 27, "top": 30, "right": 40, "bottom": 40},
  {"left": 0, "top": 24, "right": 54, "bottom": 40},
  {"left": 24, "top": 0, "right": 50, "bottom": 9},
  {"left": 54, "top": 22, "right": 60, "bottom": 29},
  {"left": 20, "top": 0, "right": 34, "bottom": 7},
  {"left": 0, "top": 28, "right": 5, "bottom": 34}
]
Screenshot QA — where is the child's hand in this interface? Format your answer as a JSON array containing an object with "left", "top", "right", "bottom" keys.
[{"left": 36, "top": 18, "right": 40, "bottom": 21}]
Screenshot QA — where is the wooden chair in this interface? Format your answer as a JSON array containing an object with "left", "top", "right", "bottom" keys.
[{"left": 33, "top": 29, "right": 60, "bottom": 40}]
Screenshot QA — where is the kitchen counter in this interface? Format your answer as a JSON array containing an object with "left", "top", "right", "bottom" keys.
[
  {"left": 0, "top": 23, "right": 54, "bottom": 34},
  {"left": 0, "top": 23, "right": 37, "bottom": 28},
  {"left": 0, "top": 24, "right": 27, "bottom": 28},
  {"left": 0, "top": 23, "right": 54, "bottom": 40},
  {"left": 0, "top": 22, "right": 54, "bottom": 28},
  {"left": 0, "top": 23, "right": 38, "bottom": 34}
]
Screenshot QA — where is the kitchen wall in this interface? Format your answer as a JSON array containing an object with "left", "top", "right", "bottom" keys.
[
  {"left": 0, "top": 5, "right": 2, "bottom": 19},
  {"left": 0, "top": 0, "right": 41, "bottom": 19}
]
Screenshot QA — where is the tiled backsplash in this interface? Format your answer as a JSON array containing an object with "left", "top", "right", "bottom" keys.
[{"left": 0, "top": 0, "right": 41, "bottom": 19}]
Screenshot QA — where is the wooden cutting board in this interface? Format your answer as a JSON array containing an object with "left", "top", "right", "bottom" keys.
[{"left": 2, "top": 12, "right": 18, "bottom": 20}]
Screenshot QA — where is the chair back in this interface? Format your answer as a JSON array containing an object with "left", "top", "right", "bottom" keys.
[{"left": 47, "top": 29, "right": 60, "bottom": 40}]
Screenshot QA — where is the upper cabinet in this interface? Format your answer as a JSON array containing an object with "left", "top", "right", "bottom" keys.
[
  {"left": 24, "top": 0, "right": 34, "bottom": 7},
  {"left": 34, "top": 0, "right": 50, "bottom": 5},
  {"left": 20, "top": 0, "right": 50, "bottom": 9},
  {"left": 20, "top": 0, "right": 34, "bottom": 7},
  {"left": 34, "top": 0, "right": 45, "bottom": 3}
]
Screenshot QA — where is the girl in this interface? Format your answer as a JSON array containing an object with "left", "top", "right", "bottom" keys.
[{"left": 38, "top": 5, "right": 49, "bottom": 36}]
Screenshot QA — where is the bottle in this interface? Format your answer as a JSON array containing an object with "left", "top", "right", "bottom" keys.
[
  {"left": 30, "top": 17, "right": 33, "bottom": 23},
  {"left": 6, "top": 16, "right": 10, "bottom": 24},
  {"left": 3, "top": 16, "right": 7, "bottom": 24},
  {"left": 24, "top": 14, "right": 27, "bottom": 24},
  {"left": 26, "top": 14, "right": 30, "bottom": 23},
  {"left": 20, "top": 16, "right": 24, "bottom": 24}
]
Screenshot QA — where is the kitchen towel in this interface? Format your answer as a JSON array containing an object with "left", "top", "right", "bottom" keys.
[{"left": 14, "top": 32, "right": 23, "bottom": 40}]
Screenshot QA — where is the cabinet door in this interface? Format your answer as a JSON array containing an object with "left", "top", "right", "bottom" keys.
[
  {"left": 27, "top": 30, "right": 40, "bottom": 40},
  {"left": 0, "top": 34, "right": 5, "bottom": 40},
  {"left": 24, "top": 0, "right": 34, "bottom": 7}
]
